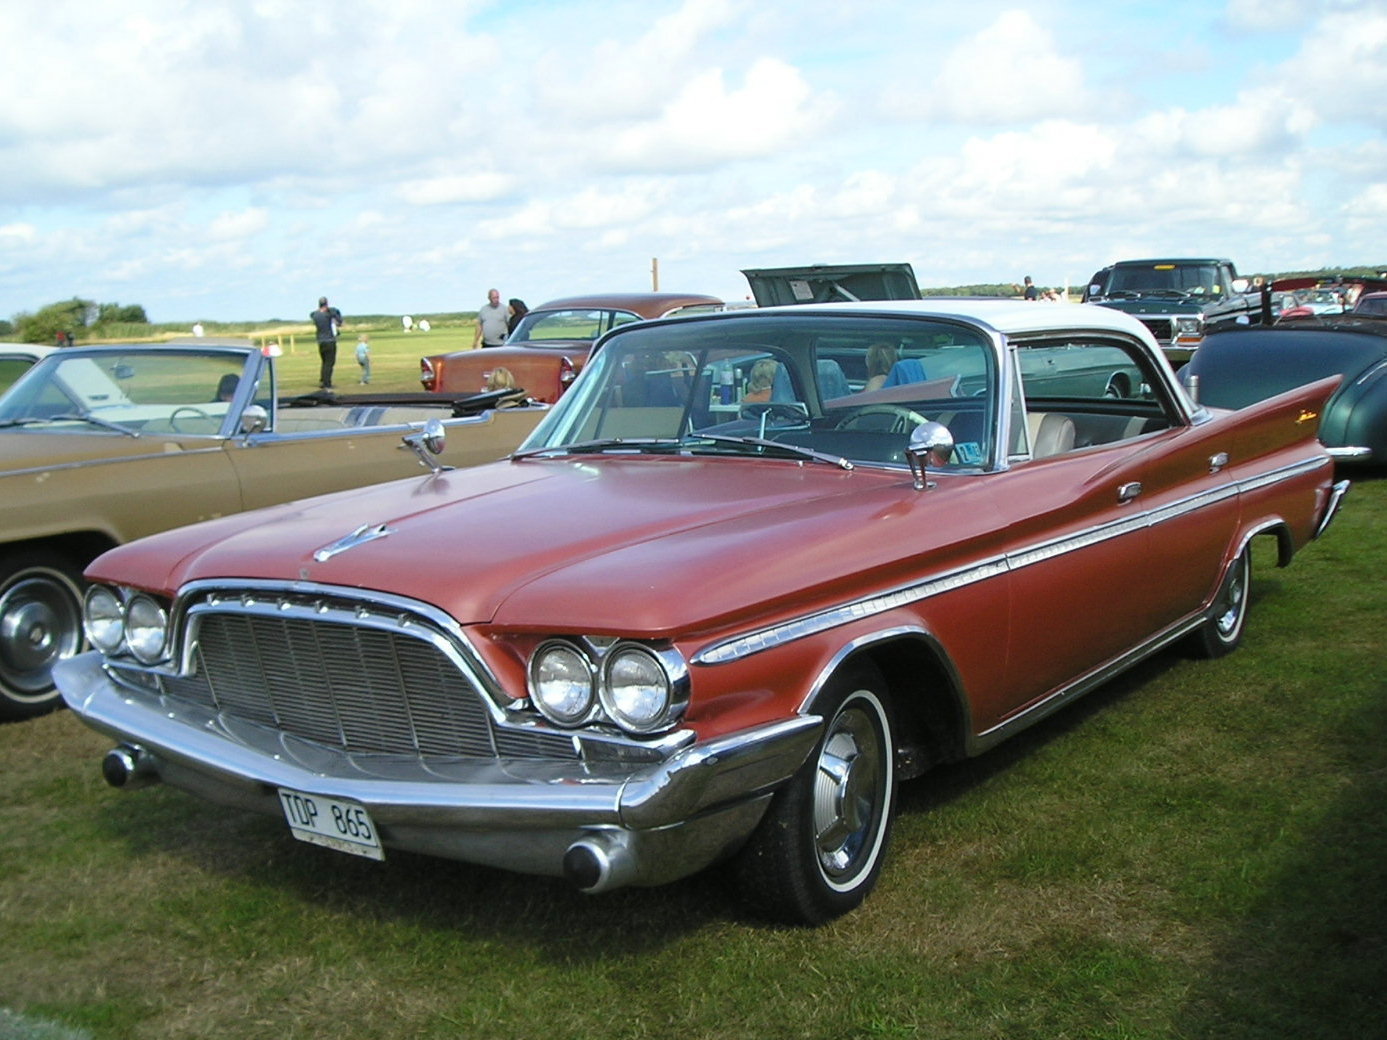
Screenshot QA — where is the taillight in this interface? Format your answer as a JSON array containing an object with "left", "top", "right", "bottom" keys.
[
  {"left": 420, "top": 358, "right": 437, "bottom": 391},
  {"left": 558, "top": 356, "right": 576, "bottom": 391}
]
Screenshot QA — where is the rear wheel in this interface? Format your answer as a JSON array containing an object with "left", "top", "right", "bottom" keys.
[
  {"left": 1186, "top": 545, "right": 1251, "bottom": 659},
  {"left": 732, "top": 663, "right": 897, "bottom": 924},
  {"left": 0, "top": 551, "right": 86, "bottom": 721}
]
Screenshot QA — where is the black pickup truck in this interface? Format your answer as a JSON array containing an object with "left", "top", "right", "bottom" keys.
[{"left": 1082, "top": 258, "right": 1258, "bottom": 365}]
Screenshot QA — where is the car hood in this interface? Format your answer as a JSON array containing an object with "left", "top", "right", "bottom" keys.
[
  {"left": 0, "top": 430, "right": 207, "bottom": 471},
  {"left": 1093, "top": 296, "right": 1203, "bottom": 316},
  {"left": 741, "top": 263, "right": 920, "bottom": 306},
  {"left": 88, "top": 456, "right": 1002, "bottom": 635}
]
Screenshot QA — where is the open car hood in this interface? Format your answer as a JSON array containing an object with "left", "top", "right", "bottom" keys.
[{"left": 741, "top": 263, "right": 920, "bottom": 307}]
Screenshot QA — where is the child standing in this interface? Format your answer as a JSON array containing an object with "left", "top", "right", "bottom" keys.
[{"left": 355, "top": 334, "right": 372, "bottom": 384}]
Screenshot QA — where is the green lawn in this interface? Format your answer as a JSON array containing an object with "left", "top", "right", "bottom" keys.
[
  {"left": 254, "top": 323, "right": 479, "bottom": 397},
  {"left": 2, "top": 476, "right": 1383, "bottom": 1040}
]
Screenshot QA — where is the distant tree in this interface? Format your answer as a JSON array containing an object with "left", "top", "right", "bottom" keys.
[
  {"left": 14, "top": 298, "right": 95, "bottom": 344},
  {"left": 98, "top": 302, "right": 149, "bottom": 324},
  {"left": 0, "top": 318, "right": 13, "bottom": 337}
]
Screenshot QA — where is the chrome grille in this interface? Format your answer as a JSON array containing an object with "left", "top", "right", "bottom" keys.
[{"left": 147, "top": 592, "right": 576, "bottom": 761}]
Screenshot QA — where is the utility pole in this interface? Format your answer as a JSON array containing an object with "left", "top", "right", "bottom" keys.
[{"left": 651, "top": 257, "right": 660, "bottom": 291}]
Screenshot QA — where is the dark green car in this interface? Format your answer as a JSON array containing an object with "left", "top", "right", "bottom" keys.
[{"left": 1180, "top": 322, "right": 1387, "bottom": 463}]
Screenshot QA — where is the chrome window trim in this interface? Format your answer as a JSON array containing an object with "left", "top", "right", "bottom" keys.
[{"left": 693, "top": 456, "right": 1326, "bottom": 666}]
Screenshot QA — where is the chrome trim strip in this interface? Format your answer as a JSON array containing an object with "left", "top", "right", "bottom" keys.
[
  {"left": 1325, "top": 446, "right": 1371, "bottom": 459},
  {"left": 1, "top": 444, "right": 230, "bottom": 478},
  {"left": 694, "top": 455, "right": 1326, "bottom": 666}
]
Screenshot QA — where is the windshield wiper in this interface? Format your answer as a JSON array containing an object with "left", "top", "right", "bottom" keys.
[
  {"left": 684, "top": 434, "right": 854, "bottom": 470},
  {"left": 48, "top": 411, "right": 140, "bottom": 437},
  {"left": 512, "top": 437, "right": 685, "bottom": 460},
  {"left": 513, "top": 434, "right": 854, "bottom": 470}
]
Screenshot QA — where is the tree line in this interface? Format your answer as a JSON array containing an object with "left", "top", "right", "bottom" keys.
[{"left": 1, "top": 297, "right": 149, "bottom": 344}]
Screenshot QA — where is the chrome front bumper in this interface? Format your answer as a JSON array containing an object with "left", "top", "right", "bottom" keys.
[{"left": 55, "top": 653, "right": 821, "bottom": 890}]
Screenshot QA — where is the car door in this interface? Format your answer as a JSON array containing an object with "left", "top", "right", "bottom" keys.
[{"left": 987, "top": 336, "right": 1168, "bottom": 720}]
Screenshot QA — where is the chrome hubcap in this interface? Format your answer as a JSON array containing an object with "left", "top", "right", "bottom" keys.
[
  {"left": 812, "top": 702, "right": 885, "bottom": 880},
  {"left": 0, "top": 572, "right": 83, "bottom": 697}
]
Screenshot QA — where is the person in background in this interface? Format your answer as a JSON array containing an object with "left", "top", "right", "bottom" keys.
[
  {"left": 473, "top": 288, "right": 508, "bottom": 348},
  {"left": 1022, "top": 276, "right": 1039, "bottom": 301},
  {"left": 311, "top": 296, "right": 343, "bottom": 389},
  {"left": 863, "top": 342, "right": 898, "bottom": 392},
  {"left": 507, "top": 298, "right": 529, "bottom": 335},
  {"left": 743, "top": 358, "right": 779, "bottom": 402},
  {"left": 355, "top": 334, "right": 372, "bottom": 384}
]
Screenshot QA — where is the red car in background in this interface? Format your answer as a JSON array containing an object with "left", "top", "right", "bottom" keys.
[{"left": 419, "top": 292, "right": 725, "bottom": 401}]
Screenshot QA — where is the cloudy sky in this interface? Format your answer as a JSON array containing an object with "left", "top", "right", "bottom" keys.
[{"left": 2, "top": 0, "right": 1384, "bottom": 323}]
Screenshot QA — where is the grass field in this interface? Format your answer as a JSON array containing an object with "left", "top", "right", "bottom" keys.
[
  {"left": 2, "top": 476, "right": 1383, "bottom": 1040},
  {"left": 246, "top": 322, "right": 480, "bottom": 398}
]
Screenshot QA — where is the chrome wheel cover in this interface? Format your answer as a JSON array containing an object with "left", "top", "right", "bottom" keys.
[
  {"left": 811, "top": 692, "right": 891, "bottom": 889},
  {"left": 0, "top": 568, "right": 83, "bottom": 699}
]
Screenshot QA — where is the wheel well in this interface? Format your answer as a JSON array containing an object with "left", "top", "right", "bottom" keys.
[
  {"left": 0, "top": 531, "right": 116, "bottom": 573},
  {"left": 1244, "top": 521, "right": 1295, "bottom": 568},
  {"left": 840, "top": 636, "right": 966, "bottom": 779}
]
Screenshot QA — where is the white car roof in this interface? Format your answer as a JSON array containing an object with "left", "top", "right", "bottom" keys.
[{"left": 750, "top": 298, "right": 1161, "bottom": 346}]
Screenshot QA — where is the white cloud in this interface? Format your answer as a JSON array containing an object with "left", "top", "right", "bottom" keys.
[
  {"left": 396, "top": 174, "right": 514, "bottom": 206},
  {"left": 605, "top": 58, "right": 826, "bottom": 170},
  {"left": 207, "top": 208, "right": 270, "bottom": 240},
  {"left": 895, "top": 9, "right": 1087, "bottom": 125}
]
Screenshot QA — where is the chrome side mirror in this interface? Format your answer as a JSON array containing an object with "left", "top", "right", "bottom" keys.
[
  {"left": 239, "top": 404, "right": 269, "bottom": 435},
  {"left": 402, "top": 418, "right": 452, "bottom": 473},
  {"left": 905, "top": 421, "right": 954, "bottom": 491}
]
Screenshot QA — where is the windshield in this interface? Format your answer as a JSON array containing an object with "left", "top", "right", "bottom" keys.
[
  {"left": 1105, "top": 263, "right": 1225, "bottom": 297},
  {"left": 520, "top": 314, "right": 997, "bottom": 469},
  {"left": 0, "top": 349, "right": 256, "bottom": 436},
  {"left": 507, "top": 308, "right": 640, "bottom": 345}
]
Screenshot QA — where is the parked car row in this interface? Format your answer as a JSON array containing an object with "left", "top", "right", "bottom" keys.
[{"left": 50, "top": 298, "right": 1346, "bottom": 923}]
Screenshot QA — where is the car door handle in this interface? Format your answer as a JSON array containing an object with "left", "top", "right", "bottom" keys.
[
  {"left": 1209, "top": 452, "right": 1229, "bottom": 473},
  {"left": 1118, "top": 481, "right": 1143, "bottom": 503}
]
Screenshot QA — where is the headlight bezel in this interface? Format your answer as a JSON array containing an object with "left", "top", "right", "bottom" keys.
[
  {"left": 526, "top": 637, "right": 689, "bottom": 736},
  {"left": 82, "top": 584, "right": 172, "bottom": 664}
]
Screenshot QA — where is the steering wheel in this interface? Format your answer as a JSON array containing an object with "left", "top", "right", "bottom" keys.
[
  {"left": 169, "top": 406, "right": 213, "bottom": 433},
  {"left": 833, "top": 404, "right": 930, "bottom": 434}
]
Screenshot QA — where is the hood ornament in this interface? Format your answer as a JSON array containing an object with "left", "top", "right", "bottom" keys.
[{"left": 313, "top": 523, "right": 393, "bottom": 562}]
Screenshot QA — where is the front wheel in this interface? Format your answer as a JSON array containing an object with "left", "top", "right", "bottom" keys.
[
  {"left": 1185, "top": 545, "right": 1251, "bottom": 659},
  {"left": 0, "top": 551, "right": 86, "bottom": 721},
  {"left": 731, "top": 663, "right": 897, "bottom": 924}
]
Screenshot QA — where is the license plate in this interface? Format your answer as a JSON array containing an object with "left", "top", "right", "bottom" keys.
[{"left": 277, "top": 788, "right": 384, "bottom": 861}]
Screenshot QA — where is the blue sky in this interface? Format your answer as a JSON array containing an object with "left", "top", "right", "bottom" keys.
[{"left": 2, "top": 0, "right": 1384, "bottom": 323}]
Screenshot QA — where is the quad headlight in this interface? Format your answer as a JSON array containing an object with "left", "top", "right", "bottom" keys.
[
  {"left": 528, "top": 638, "right": 688, "bottom": 735},
  {"left": 529, "top": 641, "right": 597, "bottom": 726},
  {"left": 82, "top": 585, "right": 171, "bottom": 664},
  {"left": 83, "top": 586, "right": 125, "bottom": 653}
]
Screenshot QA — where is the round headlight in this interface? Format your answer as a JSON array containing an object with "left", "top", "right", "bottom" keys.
[
  {"left": 601, "top": 646, "right": 673, "bottom": 734},
  {"left": 84, "top": 586, "right": 125, "bottom": 654},
  {"left": 124, "top": 594, "right": 169, "bottom": 664},
  {"left": 529, "top": 641, "right": 595, "bottom": 726}
]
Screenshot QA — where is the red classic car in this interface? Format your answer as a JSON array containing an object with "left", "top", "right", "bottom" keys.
[
  {"left": 57, "top": 300, "right": 1347, "bottom": 924},
  {"left": 419, "top": 292, "right": 725, "bottom": 401}
]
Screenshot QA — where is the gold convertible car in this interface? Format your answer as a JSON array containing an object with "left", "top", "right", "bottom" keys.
[{"left": 0, "top": 340, "right": 547, "bottom": 720}]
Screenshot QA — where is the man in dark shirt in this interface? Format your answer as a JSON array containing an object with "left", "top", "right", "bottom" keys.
[{"left": 311, "top": 296, "right": 343, "bottom": 389}]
